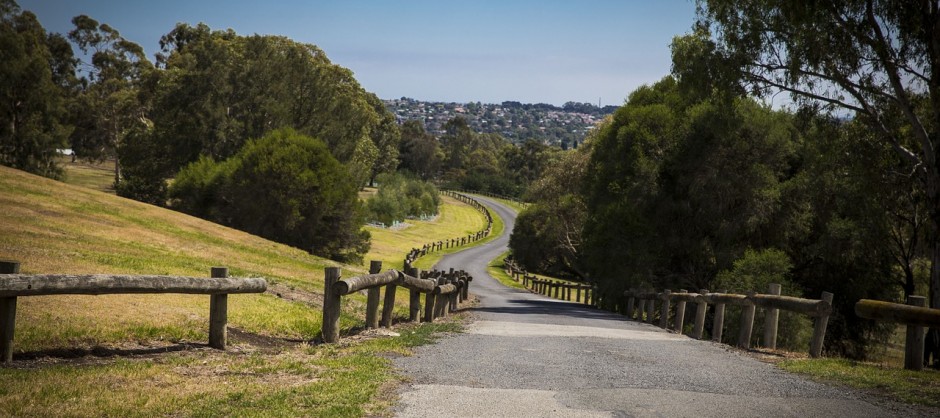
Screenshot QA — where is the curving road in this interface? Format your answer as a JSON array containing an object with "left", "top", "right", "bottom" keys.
[{"left": 393, "top": 196, "right": 932, "bottom": 417}]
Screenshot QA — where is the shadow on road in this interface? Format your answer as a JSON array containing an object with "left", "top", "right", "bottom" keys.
[{"left": 467, "top": 298, "right": 634, "bottom": 324}]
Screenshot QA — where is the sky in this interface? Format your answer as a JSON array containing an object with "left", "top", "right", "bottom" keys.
[{"left": 19, "top": 0, "right": 699, "bottom": 107}]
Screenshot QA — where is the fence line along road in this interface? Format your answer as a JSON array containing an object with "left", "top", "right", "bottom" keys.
[
  {"left": 322, "top": 261, "right": 473, "bottom": 343},
  {"left": 0, "top": 260, "right": 267, "bottom": 363}
]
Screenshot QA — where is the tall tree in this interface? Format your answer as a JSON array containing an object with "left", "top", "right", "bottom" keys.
[
  {"left": 68, "top": 14, "right": 153, "bottom": 185},
  {"left": 692, "top": 0, "right": 940, "bottom": 312},
  {"left": 397, "top": 120, "right": 442, "bottom": 180},
  {"left": 0, "top": 0, "right": 74, "bottom": 178}
]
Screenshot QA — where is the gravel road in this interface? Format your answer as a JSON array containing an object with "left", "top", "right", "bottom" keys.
[{"left": 393, "top": 196, "right": 934, "bottom": 417}]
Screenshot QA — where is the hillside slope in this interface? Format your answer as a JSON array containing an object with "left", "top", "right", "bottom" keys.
[
  {"left": 0, "top": 165, "right": 487, "bottom": 416},
  {"left": 0, "top": 165, "right": 485, "bottom": 352}
]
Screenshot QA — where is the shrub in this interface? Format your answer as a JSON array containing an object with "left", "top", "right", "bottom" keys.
[
  {"left": 168, "top": 128, "right": 369, "bottom": 262},
  {"left": 712, "top": 248, "right": 811, "bottom": 351}
]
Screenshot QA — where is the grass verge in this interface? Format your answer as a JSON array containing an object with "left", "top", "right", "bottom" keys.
[
  {"left": 0, "top": 321, "right": 463, "bottom": 417},
  {"left": 778, "top": 358, "right": 940, "bottom": 407},
  {"left": 364, "top": 195, "right": 487, "bottom": 272},
  {"left": 411, "top": 203, "right": 505, "bottom": 271},
  {"left": 486, "top": 251, "right": 526, "bottom": 290}
]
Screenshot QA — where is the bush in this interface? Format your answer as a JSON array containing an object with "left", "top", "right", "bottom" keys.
[
  {"left": 365, "top": 173, "right": 440, "bottom": 225},
  {"left": 168, "top": 128, "right": 369, "bottom": 262},
  {"left": 712, "top": 248, "right": 812, "bottom": 350}
]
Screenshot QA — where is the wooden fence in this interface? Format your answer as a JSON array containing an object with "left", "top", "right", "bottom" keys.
[
  {"left": 444, "top": 188, "right": 529, "bottom": 209},
  {"left": 321, "top": 261, "right": 472, "bottom": 343},
  {"left": 623, "top": 286, "right": 833, "bottom": 357},
  {"left": 856, "top": 296, "right": 940, "bottom": 370},
  {"left": 504, "top": 258, "right": 596, "bottom": 305},
  {"left": 0, "top": 260, "right": 267, "bottom": 363},
  {"left": 403, "top": 191, "right": 494, "bottom": 269}
]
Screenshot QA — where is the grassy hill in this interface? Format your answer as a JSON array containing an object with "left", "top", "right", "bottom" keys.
[{"left": 0, "top": 165, "right": 485, "bottom": 416}]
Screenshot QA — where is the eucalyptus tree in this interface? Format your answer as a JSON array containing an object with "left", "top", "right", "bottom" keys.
[
  {"left": 0, "top": 0, "right": 75, "bottom": 178},
  {"left": 692, "top": 0, "right": 940, "bottom": 312},
  {"left": 68, "top": 14, "right": 153, "bottom": 185}
]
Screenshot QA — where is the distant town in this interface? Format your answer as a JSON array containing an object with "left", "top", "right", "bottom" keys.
[{"left": 384, "top": 98, "right": 619, "bottom": 148}]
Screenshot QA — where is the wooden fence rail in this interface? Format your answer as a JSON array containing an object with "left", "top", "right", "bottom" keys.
[
  {"left": 504, "top": 259, "right": 595, "bottom": 305},
  {"left": 622, "top": 285, "right": 833, "bottom": 357},
  {"left": 0, "top": 260, "right": 267, "bottom": 363},
  {"left": 321, "top": 261, "right": 473, "bottom": 343},
  {"left": 855, "top": 297, "right": 940, "bottom": 371}
]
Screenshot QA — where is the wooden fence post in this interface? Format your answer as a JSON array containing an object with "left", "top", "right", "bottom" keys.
[
  {"left": 659, "top": 290, "right": 672, "bottom": 329},
  {"left": 712, "top": 289, "right": 727, "bottom": 343},
  {"left": 737, "top": 292, "right": 756, "bottom": 349},
  {"left": 381, "top": 276, "right": 398, "bottom": 328},
  {"left": 208, "top": 267, "right": 229, "bottom": 349},
  {"left": 693, "top": 289, "right": 708, "bottom": 339},
  {"left": 576, "top": 286, "right": 582, "bottom": 303},
  {"left": 809, "top": 291, "right": 834, "bottom": 358},
  {"left": 904, "top": 295, "right": 927, "bottom": 370},
  {"left": 423, "top": 292, "right": 436, "bottom": 323},
  {"left": 409, "top": 268, "right": 423, "bottom": 322},
  {"left": 674, "top": 290, "right": 688, "bottom": 333},
  {"left": 763, "top": 283, "right": 782, "bottom": 349},
  {"left": 322, "top": 267, "right": 342, "bottom": 343},
  {"left": 625, "top": 291, "right": 635, "bottom": 319},
  {"left": 366, "top": 261, "right": 382, "bottom": 328},
  {"left": 647, "top": 296, "right": 658, "bottom": 324},
  {"left": 0, "top": 260, "right": 20, "bottom": 363}
]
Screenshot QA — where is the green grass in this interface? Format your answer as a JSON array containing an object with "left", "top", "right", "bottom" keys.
[
  {"left": 0, "top": 165, "right": 475, "bottom": 416},
  {"left": 58, "top": 157, "right": 116, "bottom": 193},
  {"left": 0, "top": 321, "right": 464, "bottom": 417},
  {"left": 486, "top": 251, "right": 526, "bottom": 290},
  {"left": 364, "top": 195, "right": 488, "bottom": 271},
  {"left": 411, "top": 204, "right": 505, "bottom": 270},
  {"left": 779, "top": 358, "right": 940, "bottom": 407}
]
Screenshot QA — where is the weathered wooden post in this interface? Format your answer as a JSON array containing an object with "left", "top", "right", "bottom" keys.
[
  {"left": 659, "top": 290, "right": 672, "bottom": 329},
  {"left": 809, "top": 291, "right": 834, "bottom": 358},
  {"left": 626, "top": 290, "right": 635, "bottom": 320},
  {"left": 409, "top": 268, "right": 423, "bottom": 322},
  {"left": 674, "top": 290, "right": 688, "bottom": 333},
  {"left": 576, "top": 285, "right": 582, "bottom": 303},
  {"left": 905, "top": 295, "right": 927, "bottom": 370},
  {"left": 0, "top": 260, "right": 20, "bottom": 362},
  {"left": 637, "top": 298, "right": 647, "bottom": 321},
  {"left": 763, "top": 283, "right": 782, "bottom": 349},
  {"left": 423, "top": 291, "right": 436, "bottom": 323},
  {"left": 365, "top": 261, "right": 383, "bottom": 328},
  {"left": 381, "top": 273, "right": 398, "bottom": 328},
  {"left": 737, "top": 292, "right": 757, "bottom": 349},
  {"left": 712, "top": 289, "right": 727, "bottom": 343},
  {"left": 209, "top": 267, "right": 229, "bottom": 349},
  {"left": 553, "top": 282, "right": 560, "bottom": 299},
  {"left": 322, "top": 267, "right": 342, "bottom": 343},
  {"left": 647, "top": 295, "right": 658, "bottom": 324},
  {"left": 692, "top": 289, "right": 709, "bottom": 339}
]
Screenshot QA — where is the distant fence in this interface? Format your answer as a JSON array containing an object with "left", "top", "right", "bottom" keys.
[
  {"left": 856, "top": 296, "right": 940, "bottom": 371},
  {"left": 321, "top": 261, "right": 472, "bottom": 343},
  {"left": 0, "top": 260, "right": 267, "bottom": 363},
  {"left": 504, "top": 258, "right": 595, "bottom": 305},
  {"left": 444, "top": 188, "right": 529, "bottom": 209},
  {"left": 403, "top": 191, "right": 494, "bottom": 268}
]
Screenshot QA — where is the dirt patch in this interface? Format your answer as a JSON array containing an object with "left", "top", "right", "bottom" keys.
[{"left": 266, "top": 282, "right": 323, "bottom": 308}]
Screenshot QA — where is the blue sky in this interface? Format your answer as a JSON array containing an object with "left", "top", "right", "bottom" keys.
[{"left": 20, "top": 0, "right": 698, "bottom": 106}]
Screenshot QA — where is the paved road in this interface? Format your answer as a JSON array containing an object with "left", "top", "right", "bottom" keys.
[{"left": 393, "top": 196, "right": 931, "bottom": 417}]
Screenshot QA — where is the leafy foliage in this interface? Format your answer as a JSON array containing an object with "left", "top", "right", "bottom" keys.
[
  {"left": 169, "top": 128, "right": 369, "bottom": 262},
  {"left": 365, "top": 173, "right": 440, "bottom": 226},
  {"left": 0, "top": 0, "right": 74, "bottom": 178}
]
